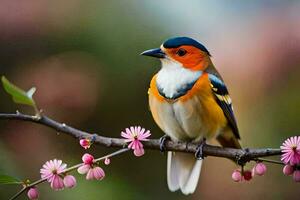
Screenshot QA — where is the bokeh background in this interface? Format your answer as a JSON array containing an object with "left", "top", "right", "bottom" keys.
[{"left": 1, "top": 0, "right": 300, "bottom": 199}]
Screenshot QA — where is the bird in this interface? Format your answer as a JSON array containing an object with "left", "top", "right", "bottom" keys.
[{"left": 141, "top": 36, "right": 241, "bottom": 195}]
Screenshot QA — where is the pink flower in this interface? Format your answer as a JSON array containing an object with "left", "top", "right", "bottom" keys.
[
  {"left": 293, "top": 170, "right": 300, "bottom": 182},
  {"left": 82, "top": 153, "right": 94, "bottom": 165},
  {"left": 78, "top": 164, "right": 91, "bottom": 174},
  {"left": 280, "top": 136, "right": 300, "bottom": 165},
  {"left": 121, "top": 126, "right": 151, "bottom": 157},
  {"left": 63, "top": 175, "right": 77, "bottom": 188},
  {"left": 51, "top": 175, "right": 64, "bottom": 190},
  {"left": 80, "top": 139, "right": 92, "bottom": 149},
  {"left": 252, "top": 163, "right": 267, "bottom": 176},
  {"left": 27, "top": 187, "right": 39, "bottom": 200},
  {"left": 283, "top": 164, "right": 294, "bottom": 175},
  {"left": 104, "top": 157, "right": 110, "bottom": 165},
  {"left": 40, "top": 159, "right": 67, "bottom": 181},
  {"left": 40, "top": 159, "right": 67, "bottom": 190},
  {"left": 231, "top": 170, "right": 242, "bottom": 182},
  {"left": 77, "top": 153, "right": 105, "bottom": 181},
  {"left": 86, "top": 166, "right": 105, "bottom": 180}
]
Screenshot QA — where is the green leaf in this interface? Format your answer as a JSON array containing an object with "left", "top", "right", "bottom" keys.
[
  {"left": 0, "top": 174, "right": 22, "bottom": 185},
  {"left": 1, "top": 76, "right": 36, "bottom": 107}
]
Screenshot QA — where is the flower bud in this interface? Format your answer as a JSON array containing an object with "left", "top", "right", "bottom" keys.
[
  {"left": 82, "top": 153, "right": 94, "bottom": 165},
  {"left": 78, "top": 164, "right": 91, "bottom": 174},
  {"left": 104, "top": 157, "right": 110, "bottom": 165},
  {"left": 253, "top": 163, "right": 267, "bottom": 176},
  {"left": 243, "top": 170, "right": 252, "bottom": 181},
  {"left": 231, "top": 170, "right": 242, "bottom": 182},
  {"left": 283, "top": 164, "right": 294, "bottom": 175},
  {"left": 27, "top": 187, "right": 39, "bottom": 200},
  {"left": 86, "top": 167, "right": 105, "bottom": 180},
  {"left": 293, "top": 170, "right": 300, "bottom": 182},
  {"left": 50, "top": 175, "right": 64, "bottom": 190},
  {"left": 80, "top": 139, "right": 91, "bottom": 149},
  {"left": 133, "top": 148, "right": 145, "bottom": 157},
  {"left": 63, "top": 175, "right": 77, "bottom": 188},
  {"left": 93, "top": 167, "right": 105, "bottom": 180}
]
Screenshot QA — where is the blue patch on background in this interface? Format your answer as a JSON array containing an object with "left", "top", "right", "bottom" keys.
[{"left": 163, "top": 37, "right": 211, "bottom": 56}]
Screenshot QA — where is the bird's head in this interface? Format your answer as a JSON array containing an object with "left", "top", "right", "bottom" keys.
[{"left": 141, "top": 37, "right": 211, "bottom": 71}]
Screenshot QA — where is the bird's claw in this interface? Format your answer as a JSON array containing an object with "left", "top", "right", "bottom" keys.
[
  {"left": 195, "top": 138, "right": 206, "bottom": 160},
  {"left": 159, "top": 135, "right": 170, "bottom": 153}
]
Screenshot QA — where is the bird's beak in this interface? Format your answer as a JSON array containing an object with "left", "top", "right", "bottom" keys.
[{"left": 140, "top": 48, "right": 166, "bottom": 58}]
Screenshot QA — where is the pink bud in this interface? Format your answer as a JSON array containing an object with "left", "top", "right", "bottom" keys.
[
  {"left": 134, "top": 148, "right": 145, "bottom": 157},
  {"left": 104, "top": 157, "right": 110, "bottom": 165},
  {"left": 283, "top": 164, "right": 294, "bottom": 175},
  {"left": 253, "top": 163, "right": 267, "bottom": 176},
  {"left": 80, "top": 139, "right": 91, "bottom": 149},
  {"left": 78, "top": 164, "right": 91, "bottom": 174},
  {"left": 86, "top": 167, "right": 105, "bottom": 180},
  {"left": 93, "top": 167, "right": 105, "bottom": 180},
  {"left": 243, "top": 170, "right": 252, "bottom": 181},
  {"left": 231, "top": 170, "right": 242, "bottom": 182},
  {"left": 63, "top": 175, "right": 77, "bottom": 188},
  {"left": 293, "top": 170, "right": 300, "bottom": 182},
  {"left": 27, "top": 187, "right": 39, "bottom": 200},
  {"left": 82, "top": 153, "right": 94, "bottom": 165},
  {"left": 86, "top": 168, "right": 94, "bottom": 180},
  {"left": 50, "top": 175, "right": 64, "bottom": 190}
]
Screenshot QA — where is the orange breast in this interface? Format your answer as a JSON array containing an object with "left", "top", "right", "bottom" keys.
[{"left": 149, "top": 73, "right": 227, "bottom": 138}]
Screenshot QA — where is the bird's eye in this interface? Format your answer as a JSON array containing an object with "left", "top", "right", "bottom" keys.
[{"left": 176, "top": 48, "right": 187, "bottom": 57}]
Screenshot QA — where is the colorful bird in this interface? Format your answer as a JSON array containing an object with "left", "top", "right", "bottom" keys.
[{"left": 141, "top": 37, "right": 241, "bottom": 195}]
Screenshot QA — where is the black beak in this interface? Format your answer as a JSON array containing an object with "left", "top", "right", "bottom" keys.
[{"left": 140, "top": 48, "right": 165, "bottom": 58}]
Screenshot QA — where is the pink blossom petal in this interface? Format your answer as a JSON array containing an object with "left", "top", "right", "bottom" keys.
[
  {"left": 86, "top": 168, "right": 94, "bottom": 180},
  {"left": 128, "top": 141, "right": 134, "bottom": 149},
  {"left": 63, "top": 175, "right": 77, "bottom": 188},
  {"left": 130, "top": 126, "right": 135, "bottom": 134},
  {"left": 125, "top": 128, "right": 131, "bottom": 135},
  {"left": 50, "top": 175, "right": 64, "bottom": 190},
  {"left": 121, "top": 132, "right": 131, "bottom": 139},
  {"left": 140, "top": 128, "right": 145, "bottom": 135},
  {"left": 77, "top": 164, "right": 91, "bottom": 174},
  {"left": 93, "top": 167, "right": 105, "bottom": 180},
  {"left": 134, "top": 148, "right": 145, "bottom": 157}
]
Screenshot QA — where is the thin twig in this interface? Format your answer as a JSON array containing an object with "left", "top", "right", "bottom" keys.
[
  {"left": 9, "top": 148, "right": 129, "bottom": 200},
  {"left": 255, "top": 158, "right": 284, "bottom": 165}
]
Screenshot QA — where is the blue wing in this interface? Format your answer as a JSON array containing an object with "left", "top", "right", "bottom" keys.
[{"left": 208, "top": 74, "right": 240, "bottom": 139}]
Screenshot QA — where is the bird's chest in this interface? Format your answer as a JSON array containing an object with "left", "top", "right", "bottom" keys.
[
  {"left": 157, "top": 97, "right": 207, "bottom": 141},
  {"left": 156, "top": 66, "right": 202, "bottom": 99},
  {"left": 149, "top": 73, "right": 226, "bottom": 142}
]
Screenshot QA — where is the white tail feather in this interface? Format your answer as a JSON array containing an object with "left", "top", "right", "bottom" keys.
[{"left": 167, "top": 151, "right": 202, "bottom": 195}]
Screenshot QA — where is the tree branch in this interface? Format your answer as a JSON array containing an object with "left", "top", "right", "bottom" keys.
[{"left": 0, "top": 112, "right": 282, "bottom": 163}]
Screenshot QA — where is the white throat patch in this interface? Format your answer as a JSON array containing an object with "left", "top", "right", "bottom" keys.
[{"left": 156, "top": 58, "right": 203, "bottom": 99}]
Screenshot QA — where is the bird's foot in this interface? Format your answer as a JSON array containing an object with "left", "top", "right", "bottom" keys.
[
  {"left": 159, "top": 135, "right": 170, "bottom": 153},
  {"left": 195, "top": 138, "right": 206, "bottom": 160}
]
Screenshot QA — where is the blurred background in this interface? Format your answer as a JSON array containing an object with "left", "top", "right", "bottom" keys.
[{"left": 0, "top": 0, "right": 300, "bottom": 199}]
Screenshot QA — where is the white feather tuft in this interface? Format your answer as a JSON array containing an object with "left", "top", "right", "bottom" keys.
[{"left": 167, "top": 151, "right": 202, "bottom": 195}]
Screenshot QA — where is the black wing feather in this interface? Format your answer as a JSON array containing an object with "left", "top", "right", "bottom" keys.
[{"left": 208, "top": 74, "right": 240, "bottom": 139}]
